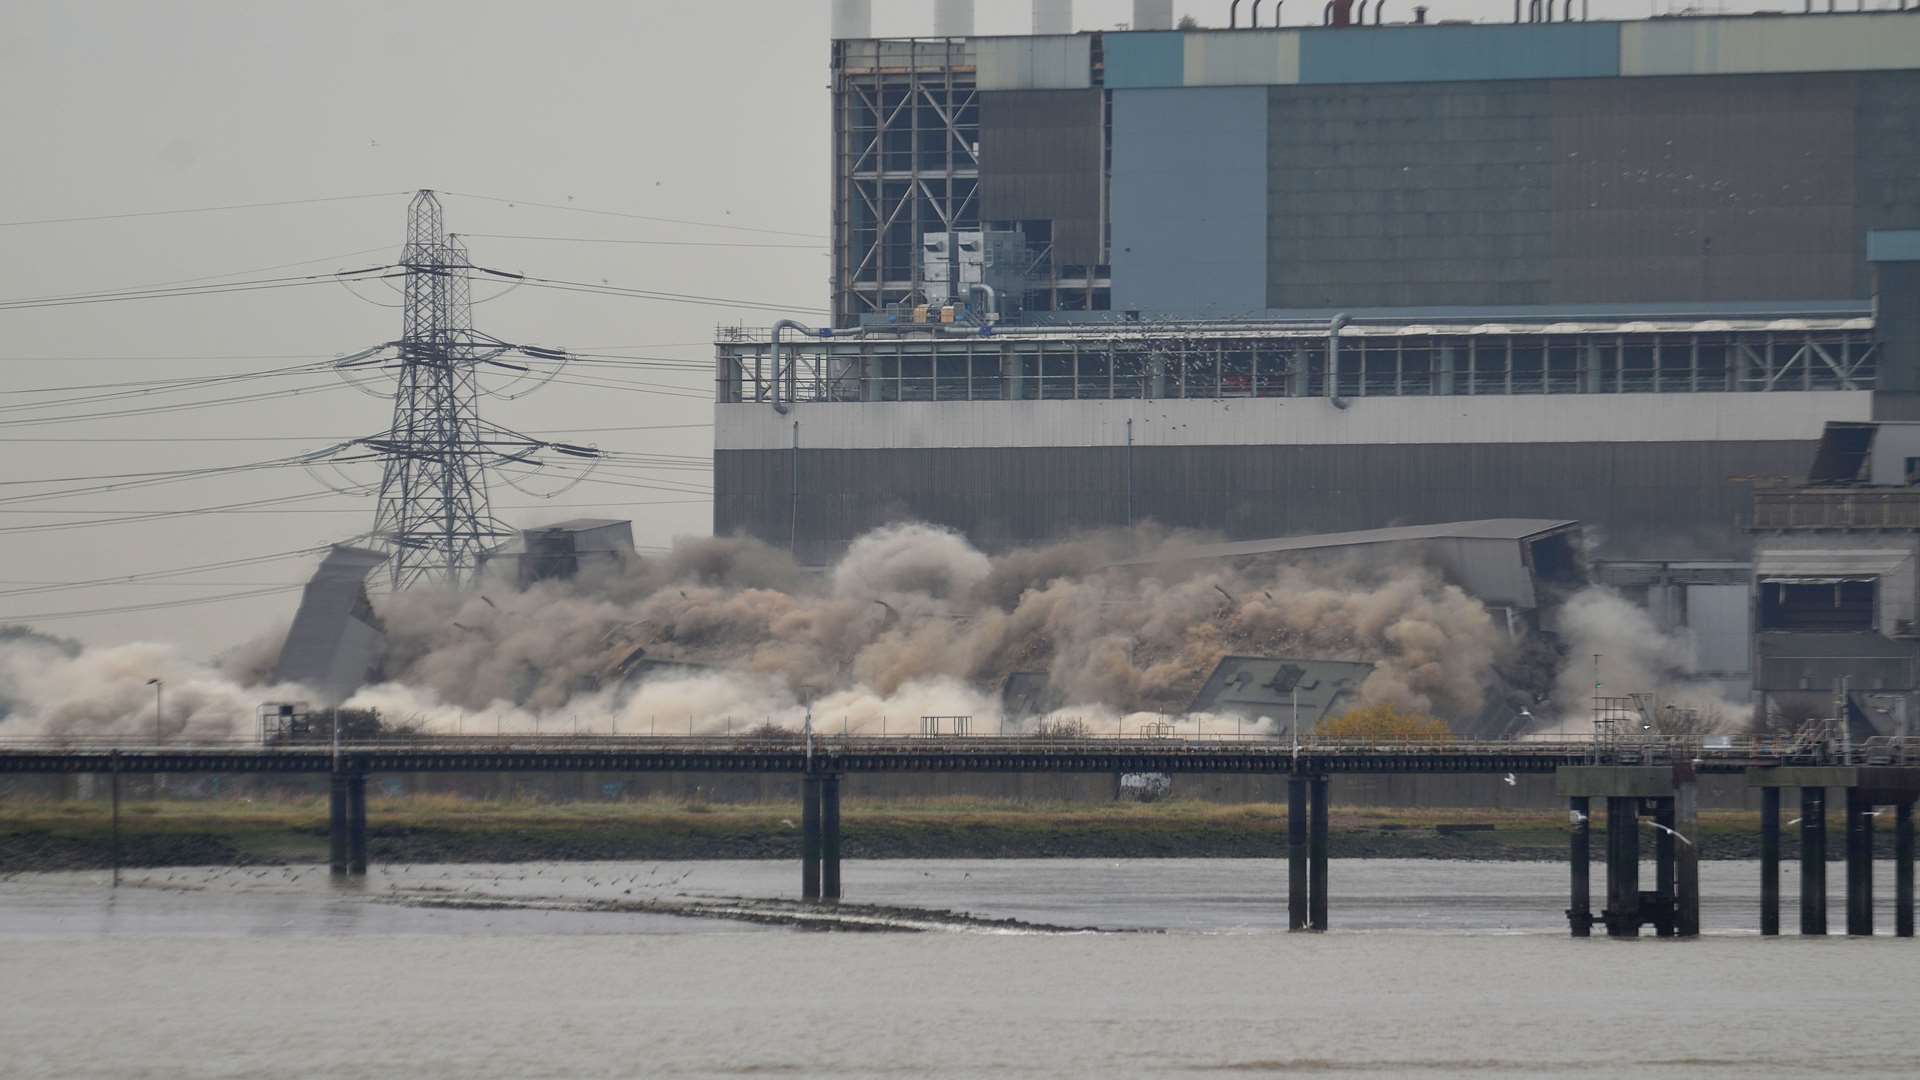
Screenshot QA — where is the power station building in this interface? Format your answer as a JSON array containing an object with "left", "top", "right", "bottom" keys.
[{"left": 713, "top": 8, "right": 1920, "bottom": 593}]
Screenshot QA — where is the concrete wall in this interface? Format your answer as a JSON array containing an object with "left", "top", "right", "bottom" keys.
[
  {"left": 3, "top": 769, "right": 1775, "bottom": 812},
  {"left": 716, "top": 391, "right": 1867, "bottom": 563}
]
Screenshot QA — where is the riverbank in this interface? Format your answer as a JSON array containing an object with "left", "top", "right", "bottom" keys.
[{"left": 0, "top": 795, "right": 1867, "bottom": 872}]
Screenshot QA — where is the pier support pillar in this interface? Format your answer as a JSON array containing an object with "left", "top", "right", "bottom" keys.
[
  {"left": 1287, "top": 776, "right": 1308, "bottom": 931},
  {"left": 328, "top": 770, "right": 349, "bottom": 877},
  {"left": 1604, "top": 796, "right": 1639, "bottom": 937},
  {"left": 1801, "top": 786, "right": 1827, "bottom": 936},
  {"left": 1760, "top": 786, "right": 1780, "bottom": 936},
  {"left": 820, "top": 773, "right": 841, "bottom": 902},
  {"left": 1654, "top": 800, "right": 1677, "bottom": 937},
  {"left": 1308, "top": 774, "right": 1329, "bottom": 932},
  {"left": 347, "top": 771, "right": 367, "bottom": 876},
  {"left": 1897, "top": 800, "right": 1914, "bottom": 939},
  {"left": 801, "top": 774, "right": 822, "bottom": 901},
  {"left": 1568, "top": 796, "right": 1591, "bottom": 937},
  {"left": 1846, "top": 786, "right": 1873, "bottom": 937},
  {"left": 1675, "top": 775, "right": 1699, "bottom": 938}
]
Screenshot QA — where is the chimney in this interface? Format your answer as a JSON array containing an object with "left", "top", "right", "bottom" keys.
[
  {"left": 1034, "top": 0, "right": 1073, "bottom": 34},
  {"left": 934, "top": 0, "right": 976, "bottom": 36},
  {"left": 829, "top": 0, "right": 872, "bottom": 39},
  {"left": 1132, "top": 0, "right": 1175, "bottom": 29}
]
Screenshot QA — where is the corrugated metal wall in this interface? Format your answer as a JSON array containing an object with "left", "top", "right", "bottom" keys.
[
  {"left": 975, "top": 35, "right": 1090, "bottom": 91},
  {"left": 978, "top": 90, "right": 1104, "bottom": 265},
  {"left": 1546, "top": 73, "right": 1860, "bottom": 304},
  {"left": 1255, "top": 69, "right": 1920, "bottom": 310},
  {"left": 1112, "top": 86, "right": 1268, "bottom": 315},
  {"left": 714, "top": 439, "right": 1819, "bottom": 564},
  {"left": 1298, "top": 23, "right": 1619, "bottom": 85},
  {"left": 1265, "top": 81, "right": 1554, "bottom": 310}
]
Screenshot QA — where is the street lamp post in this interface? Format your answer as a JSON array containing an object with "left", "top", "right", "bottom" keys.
[{"left": 144, "top": 678, "right": 163, "bottom": 743}]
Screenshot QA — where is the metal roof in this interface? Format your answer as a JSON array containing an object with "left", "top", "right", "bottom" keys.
[
  {"left": 1112, "top": 519, "right": 1579, "bottom": 568},
  {"left": 1754, "top": 549, "right": 1912, "bottom": 580},
  {"left": 1188, "top": 656, "right": 1374, "bottom": 725}
]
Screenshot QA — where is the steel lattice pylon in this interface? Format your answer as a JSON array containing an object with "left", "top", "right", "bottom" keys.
[{"left": 367, "top": 190, "right": 512, "bottom": 590}]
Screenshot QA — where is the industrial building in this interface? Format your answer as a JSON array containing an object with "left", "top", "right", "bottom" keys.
[{"left": 710, "top": 4, "right": 1920, "bottom": 718}]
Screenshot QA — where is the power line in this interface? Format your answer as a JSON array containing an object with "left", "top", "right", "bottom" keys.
[
  {"left": 4, "top": 585, "right": 307, "bottom": 624},
  {"left": 0, "top": 545, "right": 331, "bottom": 600},
  {"left": 470, "top": 265, "right": 824, "bottom": 316},
  {"left": 460, "top": 232, "right": 823, "bottom": 250},
  {"left": 0, "top": 191, "right": 410, "bottom": 229},
  {"left": 0, "top": 267, "right": 401, "bottom": 313},
  {"left": 439, "top": 190, "right": 825, "bottom": 240},
  {"left": 0, "top": 422, "right": 714, "bottom": 444}
]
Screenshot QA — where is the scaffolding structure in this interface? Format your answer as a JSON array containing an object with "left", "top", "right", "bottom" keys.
[{"left": 832, "top": 38, "right": 981, "bottom": 327}]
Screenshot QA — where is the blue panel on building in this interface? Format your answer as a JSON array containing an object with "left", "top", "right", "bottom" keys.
[
  {"left": 1868, "top": 230, "right": 1920, "bottom": 263},
  {"left": 1299, "top": 23, "right": 1620, "bottom": 85},
  {"left": 1111, "top": 87, "right": 1267, "bottom": 316},
  {"left": 1105, "top": 31, "right": 1185, "bottom": 88}
]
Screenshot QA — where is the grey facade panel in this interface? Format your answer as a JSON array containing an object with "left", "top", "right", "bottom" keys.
[
  {"left": 1266, "top": 81, "right": 1555, "bottom": 310},
  {"left": 1547, "top": 74, "right": 1860, "bottom": 304},
  {"left": 1112, "top": 87, "right": 1269, "bottom": 316},
  {"left": 715, "top": 439, "right": 1819, "bottom": 565},
  {"left": 978, "top": 89, "right": 1105, "bottom": 266},
  {"left": 1256, "top": 70, "right": 1920, "bottom": 313}
]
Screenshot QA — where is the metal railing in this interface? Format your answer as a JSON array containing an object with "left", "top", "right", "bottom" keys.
[{"left": 4, "top": 732, "right": 1914, "bottom": 765}]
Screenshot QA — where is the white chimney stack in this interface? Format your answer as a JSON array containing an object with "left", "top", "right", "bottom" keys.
[
  {"left": 1132, "top": 0, "right": 1174, "bottom": 30},
  {"left": 1033, "top": 0, "right": 1073, "bottom": 33},
  {"left": 934, "top": 0, "right": 975, "bottom": 36},
  {"left": 830, "top": 0, "right": 871, "bottom": 40}
]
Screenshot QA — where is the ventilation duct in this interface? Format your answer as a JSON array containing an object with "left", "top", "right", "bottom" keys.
[
  {"left": 829, "top": 0, "right": 872, "bottom": 39},
  {"left": 1132, "top": 0, "right": 1175, "bottom": 29},
  {"left": 1034, "top": 0, "right": 1073, "bottom": 33},
  {"left": 935, "top": 0, "right": 975, "bottom": 36}
]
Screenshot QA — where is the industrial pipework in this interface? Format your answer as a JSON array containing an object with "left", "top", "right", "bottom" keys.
[{"left": 1327, "top": 313, "right": 1351, "bottom": 409}]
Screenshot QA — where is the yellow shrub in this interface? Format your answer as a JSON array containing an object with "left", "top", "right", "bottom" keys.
[{"left": 1316, "top": 704, "right": 1454, "bottom": 742}]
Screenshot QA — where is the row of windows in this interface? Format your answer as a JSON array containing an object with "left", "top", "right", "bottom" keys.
[{"left": 721, "top": 333, "right": 1877, "bottom": 404}]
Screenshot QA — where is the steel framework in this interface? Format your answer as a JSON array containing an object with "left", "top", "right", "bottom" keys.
[{"left": 367, "top": 191, "right": 512, "bottom": 590}]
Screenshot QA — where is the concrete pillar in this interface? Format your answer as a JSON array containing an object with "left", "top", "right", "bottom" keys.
[
  {"left": 1288, "top": 776, "right": 1308, "bottom": 931},
  {"left": 1675, "top": 779, "right": 1699, "bottom": 938},
  {"left": 1309, "top": 774, "right": 1329, "bottom": 931},
  {"left": 1846, "top": 787, "right": 1873, "bottom": 937},
  {"left": 821, "top": 773, "right": 842, "bottom": 902},
  {"left": 1605, "top": 796, "right": 1639, "bottom": 937},
  {"left": 347, "top": 771, "right": 368, "bottom": 876},
  {"left": 328, "top": 772, "right": 351, "bottom": 876},
  {"left": 1801, "top": 786, "right": 1827, "bottom": 935},
  {"left": 1654, "top": 799, "right": 1677, "bottom": 937},
  {"left": 802, "top": 774, "right": 822, "bottom": 901},
  {"left": 1760, "top": 786, "right": 1780, "bottom": 936},
  {"left": 1897, "top": 800, "right": 1915, "bottom": 939},
  {"left": 1568, "top": 796, "right": 1591, "bottom": 937}
]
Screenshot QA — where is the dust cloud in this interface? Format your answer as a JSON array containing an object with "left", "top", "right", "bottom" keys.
[{"left": 0, "top": 523, "right": 1739, "bottom": 740}]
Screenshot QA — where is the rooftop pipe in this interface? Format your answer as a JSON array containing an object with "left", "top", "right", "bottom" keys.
[
  {"left": 1231, "top": 0, "right": 1243, "bottom": 27},
  {"left": 768, "top": 319, "right": 818, "bottom": 415},
  {"left": 1327, "top": 313, "right": 1351, "bottom": 409}
]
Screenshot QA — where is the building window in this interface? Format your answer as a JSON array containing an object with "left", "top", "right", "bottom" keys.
[{"left": 1758, "top": 579, "right": 1877, "bottom": 631}]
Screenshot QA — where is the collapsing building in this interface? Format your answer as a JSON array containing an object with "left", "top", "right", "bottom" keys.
[
  {"left": 271, "top": 546, "right": 387, "bottom": 706},
  {"left": 1114, "top": 519, "right": 1583, "bottom": 634},
  {"left": 480, "top": 519, "right": 636, "bottom": 589},
  {"left": 1188, "top": 657, "right": 1374, "bottom": 735},
  {"left": 712, "top": 8, "right": 1920, "bottom": 722}
]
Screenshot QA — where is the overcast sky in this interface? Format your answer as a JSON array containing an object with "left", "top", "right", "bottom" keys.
[{"left": 0, "top": 0, "right": 1802, "bottom": 656}]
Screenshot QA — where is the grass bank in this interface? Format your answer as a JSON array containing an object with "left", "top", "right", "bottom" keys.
[{"left": 0, "top": 795, "right": 1834, "bottom": 873}]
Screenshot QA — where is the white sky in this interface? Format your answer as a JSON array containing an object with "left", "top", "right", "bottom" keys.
[{"left": 0, "top": 0, "right": 1803, "bottom": 656}]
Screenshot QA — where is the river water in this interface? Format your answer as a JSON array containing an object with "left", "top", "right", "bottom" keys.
[{"left": 3, "top": 859, "right": 1915, "bottom": 1078}]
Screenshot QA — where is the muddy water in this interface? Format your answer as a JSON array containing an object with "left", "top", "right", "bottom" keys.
[{"left": 3, "top": 859, "right": 1915, "bottom": 1078}]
